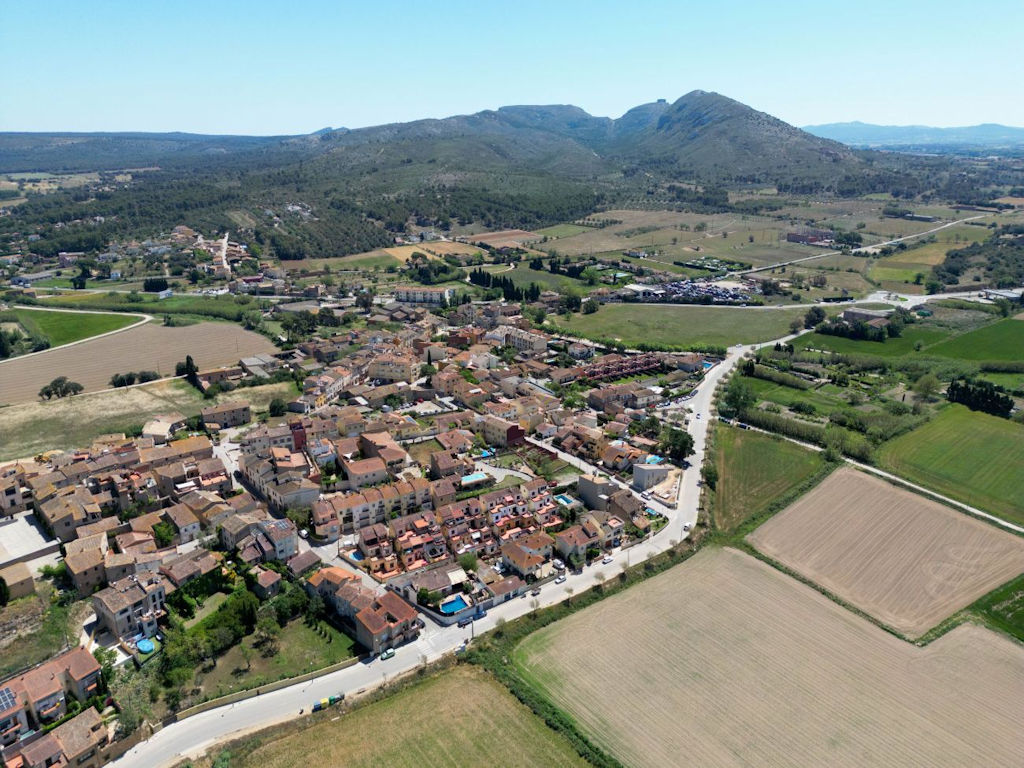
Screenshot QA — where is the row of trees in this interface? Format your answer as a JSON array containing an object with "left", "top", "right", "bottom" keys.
[
  {"left": 110, "top": 370, "right": 160, "bottom": 388},
  {"left": 467, "top": 268, "right": 543, "bottom": 302},
  {"left": 946, "top": 378, "right": 1014, "bottom": 418}
]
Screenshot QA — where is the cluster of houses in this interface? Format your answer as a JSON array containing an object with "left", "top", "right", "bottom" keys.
[
  {"left": 0, "top": 648, "right": 111, "bottom": 768},
  {"left": 0, "top": 279, "right": 717, "bottom": 768}
]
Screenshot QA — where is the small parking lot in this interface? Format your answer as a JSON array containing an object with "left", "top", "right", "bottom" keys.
[{"left": 0, "top": 512, "right": 54, "bottom": 564}]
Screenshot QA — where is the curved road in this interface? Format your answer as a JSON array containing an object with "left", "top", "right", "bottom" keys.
[
  {"left": 0, "top": 305, "right": 152, "bottom": 365},
  {"left": 111, "top": 281, "right": 1012, "bottom": 766}
]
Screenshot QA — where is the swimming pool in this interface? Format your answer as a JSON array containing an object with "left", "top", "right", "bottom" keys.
[
  {"left": 555, "top": 493, "right": 576, "bottom": 506},
  {"left": 703, "top": 361, "right": 714, "bottom": 370},
  {"left": 440, "top": 595, "right": 470, "bottom": 615},
  {"left": 137, "top": 639, "right": 155, "bottom": 654},
  {"left": 349, "top": 550, "right": 365, "bottom": 561},
  {"left": 461, "top": 471, "right": 489, "bottom": 486}
]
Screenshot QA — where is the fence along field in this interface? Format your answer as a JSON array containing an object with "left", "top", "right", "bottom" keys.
[
  {"left": 747, "top": 467, "right": 1024, "bottom": 637},
  {"left": 516, "top": 548, "right": 1024, "bottom": 768},
  {"left": 0, "top": 322, "right": 277, "bottom": 404}
]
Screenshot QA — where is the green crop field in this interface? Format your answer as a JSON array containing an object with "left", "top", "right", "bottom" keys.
[
  {"left": 535, "top": 223, "right": 590, "bottom": 238},
  {"left": 552, "top": 304, "right": 808, "bottom": 349},
  {"left": 970, "top": 573, "right": 1024, "bottom": 643},
  {"left": 926, "top": 318, "right": 1024, "bottom": 361},
  {"left": 713, "top": 425, "right": 824, "bottom": 532},
  {"left": 506, "top": 265, "right": 586, "bottom": 292},
  {"left": 877, "top": 404, "right": 1024, "bottom": 525},
  {"left": 4, "top": 308, "right": 139, "bottom": 347},
  {"left": 233, "top": 666, "right": 588, "bottom": 768},
  {"left": 794, "top": 326, "right": 950, "bottom": 357}
]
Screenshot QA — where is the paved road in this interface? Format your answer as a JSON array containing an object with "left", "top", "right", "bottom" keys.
[{"left": 112, "top": 337, "right": 749, "bottom": 767}]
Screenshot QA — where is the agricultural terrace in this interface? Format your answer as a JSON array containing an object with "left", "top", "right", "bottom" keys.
[
  {"left": 233, "top": 666, "right": 588, "bottom": 768},
  {"left": 0, "top": 322, "right": 277, "bottom": 404},
  {"left": 712, "top": 425, "right": 825, "bottom": 532},
  {"left": 0, "top": 379, "right": 296, "bottom": 462},
  {"left": 747, "top": 467, "right": 1024, "bottom": 637},
  {"left": 551, "top": 304, "right": 808, "bottom": 349},
  {"left": 0, "top": 307, "right": 140, "bottom": 348},
  {"left": 926, "top": 317, "right": 1024, "bottom": 361},
  {"left": 516, "top": 548, "right": 1024, "bottom": 768},
  {"left": 877, "top": 405, "right": 1024, "bottom": 525}
]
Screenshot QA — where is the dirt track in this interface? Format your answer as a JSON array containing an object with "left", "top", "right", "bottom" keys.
[
  {"left": 518, "top": 548, "right": 1024, "bottom": 768},
  {"left": 748, "top": 467, "right": 1024, "bottom": 636},
  {"left": 0, "top": 322, "right": 277, "bottom": 404}
]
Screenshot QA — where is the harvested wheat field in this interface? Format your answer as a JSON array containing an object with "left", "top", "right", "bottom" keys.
[
  {"left": 747, "top": 466, "right": 1024, "bottom": 637},
  {"left": 0, "top": 322, "right": 277, "bottom": 404},
  {"left": 516, "top": 548, "right": 1024, "bottom": 768}
]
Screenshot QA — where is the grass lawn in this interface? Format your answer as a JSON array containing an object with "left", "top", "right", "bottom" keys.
[
  {"left": 926, "top": 318, "right": 1024, "bottom": 361},
  {"left": 552, "top": 304, "right": 809, "bottom": 349},
  {"left": 876, "top": 404, "right": 1024, "bottom": 525},
  {"left": 794, "top": 326, "right": 950, "bottom": 357},
  {"left": 713, "top": 425, "right": 825, "bottom": 532},
  {"left": 184, "top": 592, "right": 228, "bottom": 629},
  {"left": 5, "top": 308, "right": 138, "bottom": 347},
  {"left": 233, "top": 666, "right": 589, "bottom": 768},
  {"left": 311, "top": 252, "right": 401, "bottom": 271},
  {"left": 196, "top": 619, "right": 357, "bottom": 700},
  {"left": 0, "top": 379, "right": 296, "bottom": 462},
  {"left": 744, "top": 377, "right": 847, "bottom": 413},
  {"left": 506, "top": 265, "right": 587, "bottom": 293}
]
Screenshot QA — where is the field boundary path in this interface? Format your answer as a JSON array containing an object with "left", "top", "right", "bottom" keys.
[
  {"left": 736, "top": 421, "right": 1024, "bottom": 535},
  {"left": 0, "top": 304, "right": 152, "bottom": 365},
  {"left": 732, "top": 213, "right": 995, "bottom": 276}
]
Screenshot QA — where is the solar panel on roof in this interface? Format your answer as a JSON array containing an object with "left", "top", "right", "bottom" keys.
[{"left": 0, "top": 687, "right": 16, "bottom": 711}]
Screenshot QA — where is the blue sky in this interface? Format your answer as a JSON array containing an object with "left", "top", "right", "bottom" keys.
[{"left": 2, "top": 0, "right": 1022, "bottom": 134}]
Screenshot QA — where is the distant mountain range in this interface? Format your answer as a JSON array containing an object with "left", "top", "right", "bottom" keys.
[
  {"left": 3, "top": 92, "right": 1000, "bottom": 260},
  {"left": 1, "top": 91, "right": 856, "bottom": 184},
  {"left": 804, "top": 121, "right": 1024, "bottom": 150}
]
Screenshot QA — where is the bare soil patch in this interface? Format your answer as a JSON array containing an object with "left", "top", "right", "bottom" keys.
[
  {"left": 748, "top": 467, "right": 1024, "bottom": 637},
  {"left": 0, "top": 322, "right": 277, "bottom": 404},
  {"left": 517, "top": 548, "right": 1024, "bottom": 768}
]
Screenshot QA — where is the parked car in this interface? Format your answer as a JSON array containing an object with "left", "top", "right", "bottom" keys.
[
  {"left": 683, "top": 523, "right": 692, "bottom": 532},
  {"left": 552, "top": 559, "right": 565, "bottom": 570},
  {"left": 299, "top": 529, "right": 308, "bottom": 539},
  {"left": 379, "top": 647, "right": 396, "bottom": 660},
  {"left": 531, "top": 587, "right": 541, "bottom": 597},
  {"left": 554, "top": 574, "right": 567, "bottom": 584},
  {"left": 602, "top": 555, "right": 613, "bottom": 565},
  {"left": 457, "top": 615, "right": 474, "bottom": 628}
]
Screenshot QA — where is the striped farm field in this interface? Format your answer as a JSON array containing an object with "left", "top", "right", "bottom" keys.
[
  {"left": 926, "top": 317, "right": 1024, "bottom": 361},
  {"left": 877, "top": 405, "right": 1024, "bottom": 525},
  {"left": 2, "top": 307, "right": 139, "bottom": 347},
  {"left": 747, "top": 467, "right": 1024, "bottom": 637},
  {"left": 516, "top": 548, "right": 1024, "bottom": 768},
  {"left": 713, "top": 425, "right": 825, "bottom": 532},
  {"left": 0, "top": 322, "right": 277, "bottom": 404}
]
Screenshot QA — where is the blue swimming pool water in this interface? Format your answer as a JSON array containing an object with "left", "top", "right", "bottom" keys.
[
  {"left": 440, "top": 595, "right": 470, "bottom": 614},
  {"left": 555, "top": 494, "right": 575, "bottom": 506},
  {"left": 349, "top": 550, "right": 365, "bottom": 561},
  {"left": 461, "top": 471, "right": 488, "bottom": 485},
  {"left": 703, "top": 361, "right": 714, "bottom": 370},
  {"left": 137, "top": 639, "right": 155, "bottom": 654}
]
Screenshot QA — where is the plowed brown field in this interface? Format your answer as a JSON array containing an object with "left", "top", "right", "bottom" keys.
[
  {"left": 517, "top": 548, "right": 1024, "bottom": 768},
  {"left": 0, "top": 322, "right": 277, "bottom": 404},
  {"left": 747, "top": 467, "right": 1024, "bottom": 637}
]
